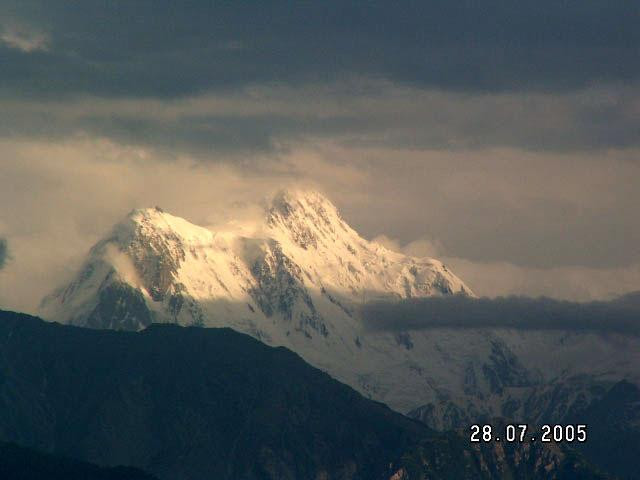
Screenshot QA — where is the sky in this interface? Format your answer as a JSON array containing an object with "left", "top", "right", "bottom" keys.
[{"left": 0, "top": 1, "right": 639, "bottom": 313}]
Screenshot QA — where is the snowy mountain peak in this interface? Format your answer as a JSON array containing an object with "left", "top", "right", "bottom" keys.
[
  {"left": 121, "top": 206, "right": 205, "bottom": 240},
  {"left": 37, "top": 191, "right": 638, "bottom": 425},
  {"left": 268, "top": 189, "right": 342, "bottom": 225},
  {"left": 39, "top": 190, "right": 480, "bottom": 411},
  {"left": 269, "top": 188, "right": 338, "bottom": 216},
  {"left": 41, "top": 189, "right": 473, "bottom": 331},
  {"left": 266, "top": 189, "right": 349, "bottom": 245},
  {"left": 35, "top": 191, "right": 640, "bottom": 431}
]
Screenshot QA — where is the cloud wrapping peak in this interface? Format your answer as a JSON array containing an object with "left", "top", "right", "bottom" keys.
[{"left": 362, "top": 293, "right": 640, "bottom": 336}]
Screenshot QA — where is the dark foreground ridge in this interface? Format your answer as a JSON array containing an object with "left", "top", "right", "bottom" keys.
[
  {"left": 0, "top": 310, "right": 606, "bottom": 480},
  {"left": 0, "top": 441, "right": 157, "bottom": 480}
]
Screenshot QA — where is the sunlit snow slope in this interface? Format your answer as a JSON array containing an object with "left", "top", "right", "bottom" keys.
[{"left": 40, "top": 190, "right": 639, "bottom": 420}]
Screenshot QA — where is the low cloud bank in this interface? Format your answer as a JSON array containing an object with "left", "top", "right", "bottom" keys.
[{"left": 362, "top": 292, "right": 640, "bottom": 336}]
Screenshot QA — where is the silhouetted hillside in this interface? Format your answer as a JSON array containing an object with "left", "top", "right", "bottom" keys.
[
  {"left": 0, "top": 310, "right": 606, "bottom": 480},
  {"left": 0, "top": 441, "right": 156, "bottom": 480}
]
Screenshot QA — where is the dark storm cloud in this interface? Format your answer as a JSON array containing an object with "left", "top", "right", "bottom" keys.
[
  {"left": 1, "top": 1, "right": 638, "bottom": 98},
  {"left": 0, "top": 102, "right": 379, "bottom": 155},
  {"left": 362, "top": 292, "right": 640, "bottom": 336},
  {"left": 79, "top": 113, "right": 382, "bottom": 155},
  {"left": 2, "top": 84, "right": 639, "bottom": 155},
  {"left": 1, "top": 1, "right": 638, "bottom": 155}
]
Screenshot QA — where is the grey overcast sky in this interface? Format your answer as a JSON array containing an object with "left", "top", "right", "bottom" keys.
[{"left": 0, "top": 1, "right": 639, "bottom": 312}]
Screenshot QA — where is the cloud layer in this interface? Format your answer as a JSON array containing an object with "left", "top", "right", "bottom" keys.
[
  {"left": 1, "top": 1, "right": 638, "bottom": 97},
  {"left": 362, "top": 292, "right": 640, "bottom": 336},
  {"left": 3, "top": 83, "right": 639, "bottom": 155}
]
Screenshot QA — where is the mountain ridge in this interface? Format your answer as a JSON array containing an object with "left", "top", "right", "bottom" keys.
[
  {"left": 0, "top": 309, "right": 609, "bottom": 480},
  {"left": 0, "top": 441, "right": 158, "bottom": 480}
]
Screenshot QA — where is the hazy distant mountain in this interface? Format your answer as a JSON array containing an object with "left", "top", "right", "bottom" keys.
[
  {"left": 39, "top": 190, "right": 640, "bottom": 430},
  {"left": 0, "top": 311, "right": 607, "bottom": 480}
]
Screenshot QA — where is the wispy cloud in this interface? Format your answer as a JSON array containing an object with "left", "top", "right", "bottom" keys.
[{"left": 1, "top": 25, "right": 48, "bottom": 52}]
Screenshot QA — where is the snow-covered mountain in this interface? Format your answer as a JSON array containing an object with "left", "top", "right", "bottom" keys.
[{"left": 40, "top": 189, "right": 640, "bottom": 423}]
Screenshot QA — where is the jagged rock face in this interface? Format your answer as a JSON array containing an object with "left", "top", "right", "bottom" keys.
[
  {"left": 86, "top": 280, "right": 155, "bottom": 330},
  {"left": 128, "top": 227, "right": 185, "bottom": 302},
  {"left": 481, "top": 340, "right": 536, "bottom": 395},
  {"left": 39, "top": 189, "right": 640, "bottom": 423}
]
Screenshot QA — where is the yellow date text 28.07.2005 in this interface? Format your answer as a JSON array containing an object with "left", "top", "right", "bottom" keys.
[{"left": 470, "top": 424, "right": 587, "bottom": 443}]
